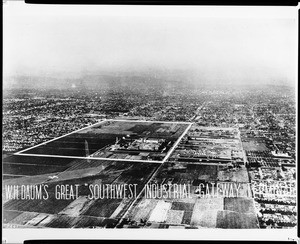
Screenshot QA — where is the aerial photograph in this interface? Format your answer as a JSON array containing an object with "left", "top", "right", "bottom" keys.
[{"left": 2, "top": 2, "right": 297, "bottom": 235}]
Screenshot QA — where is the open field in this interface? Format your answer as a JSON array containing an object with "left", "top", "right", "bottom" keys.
[
  {"left": 3, "top": 155, "right": 74, "bottom": 165},
  {"left": 122, "top": 125, "right": 258, "bottom": 229},
  {"left": 8, "top": 212, "right": 40, "bottom": 225},
  {"left": 217, "top": 167, "right": 250, "bottom": 183},
  {"left": 224, "top": 197, "right": 256, "bottom": 213},
  {"left": 3, "top": 189, "right": 75, "bottom": 214},
  {"left": 2, "top": 155, "right": 74, "bottom": 178},
  {"left": 190, "top": 198, "right": 223, "bottom": 227},
  {"left": 17, "top": 120, "right": 190, "bottom": 162},
  {"left": 73, "top": 216, "right": 106, "bottom": 228},
  {"left": 216, "top": 211, "right": 258, "bottom": 228},
  {"left": 3, "top": 163, "right": 68, "bottom": 176},
  {"left": 3, "top": 156, "right": 159, "bottom": 228},
  {"left": 152, "top": 161, "right": 220, "bottom": 184},
  {"left": 3, "top": 123, "right": 260, "bottom": 229},
  {"left": 3, "top": 210, "right": 23, "bottom": 224}
]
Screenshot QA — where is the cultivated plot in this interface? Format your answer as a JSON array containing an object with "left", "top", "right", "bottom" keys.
[
  {"left": 3, "top": 157, "right": 160, "bottom": 228},
  {"left": 123, "top": 160, "right": 258, "bottom": 229},
  {"left": 3, "top": 123, "right": 258, "bottom": 229}
]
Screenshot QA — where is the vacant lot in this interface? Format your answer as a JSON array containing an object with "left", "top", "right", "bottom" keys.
[
  {"left": 218, "top": 167, "right": 250, "bottom": 183},
  {"left": 155, "top": 162, "right": 219, "bottom": 183},
  {"left": 242, "top": 140, "right": 268, "bottom": 151}
]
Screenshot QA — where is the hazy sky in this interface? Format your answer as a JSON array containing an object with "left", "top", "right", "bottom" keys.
[{"left": 3, "top": 3, "right": 297, "bottom": 86}]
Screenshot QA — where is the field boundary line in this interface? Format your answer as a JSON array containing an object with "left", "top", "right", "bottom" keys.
[
  {"left": 15, "top": 119, "right": 191, "bottom": 158},
  {"left": 15, "top": 119, "right": 109, "bottom": 155},
  {"left": 12, "top": 153, "right": 163, "bottom": 164},
  {"left": 112, "top": 119, "right": 192, "bottom": 124}
]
